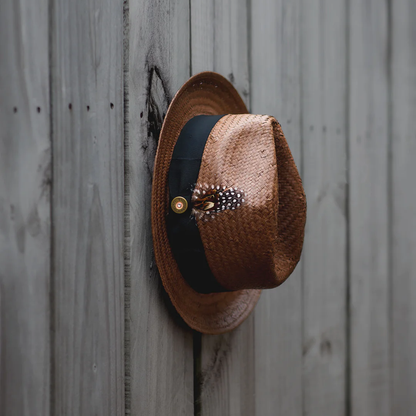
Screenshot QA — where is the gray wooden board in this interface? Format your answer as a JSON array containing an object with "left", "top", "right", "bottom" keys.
[
  {"left": 300, "top": 0, "right": 348, "bottom": 414},
  {"left": 191, "top": 0, "right": 250, "bottom": 105},
  {"left": 191, "top": 2, "right": 254, "bottom": 415},
  {"left": 391, "top": 0, "right": 416, "bottom": 413},
  {"left": 197, "top": 324, "right": 255, "bottom": 416},
  {"left": 126, "top": 0, "right": 194, "bottom": 414},
  {"left": 251, "top": 0, "right": 303, "bottom": 414},
  {"left": 4, "top": 0, "right": 416, "bottom": 413},
  {"left": 51, "top": 0, "right": 125, "bottom": 413},
  {"left": 349, "top": 0, "right": 391, "bottom": 414},
  {"left": 0, "top": 0, "right": 51, "bottom": 414}
]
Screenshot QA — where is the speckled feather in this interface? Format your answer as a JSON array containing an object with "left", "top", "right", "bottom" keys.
[{"left": 192, "top": 183, "right": 245, "bottom": 220}]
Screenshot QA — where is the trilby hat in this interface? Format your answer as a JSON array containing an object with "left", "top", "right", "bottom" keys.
[{"left": 151, "top": 72, "right": 306, "bottom": 334}]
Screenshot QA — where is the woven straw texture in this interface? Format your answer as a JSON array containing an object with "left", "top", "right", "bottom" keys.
[
  {"left": 151, "top": 72, "right": 306, "bottom": 334},
  {"left": 196, "top": 114, "right": 306, "bottom": 291}
]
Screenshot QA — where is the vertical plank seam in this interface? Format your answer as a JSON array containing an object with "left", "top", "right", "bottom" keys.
[
  {"left": 246, "top": 1, "right": 256, "bottom": 414},
  {"left": 193, "top": 331, "right": 202, "bottom": 416},
  {"left": 247, "top": 0, "right": 252, "bottom": 112},
  {"left": 299, "top": 0, "right": 305, "bottom": 414},
  {"left": 299, "top": 4, "right": 305, "bottom": 414},
  {"left": 212, "top": 1, "right": 217, "bottom": 69},
  {"left": 345, "top": 0, "right": 351, "bottom": 414},
  {"left": 189, "top": 0, "right": 193, "bottom": 77},
  {"left": 48, "top": 0, "right": 55, "bottom": 412},
  {"left": 189, "top": 3, "right": 199, "bottom": 416},
  {"left": 386, "top": 0, "right": 393, "bottom": 412},
  {"left": 123, "top": 0, "right": 131, "bottom": 413}
]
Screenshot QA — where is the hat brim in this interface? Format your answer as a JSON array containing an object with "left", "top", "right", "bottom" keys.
[{"left": 151, "top": 72, "right": 261, "bottom": 334}]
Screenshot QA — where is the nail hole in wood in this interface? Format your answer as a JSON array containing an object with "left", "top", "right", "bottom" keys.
[
  {"left": 13, "top": 107, "right": 17, "bottom": 113},
  {"left": 87, "top": 105, "right": 90, "bottom": 111},
  {"left": 69, "top": 103, "right": 72, "bottom": 110},
  {"left": 110, "top": 103, "right": 114, "bottom": 109},
  {"left": 37, "top": 107, "right": 41, "bottom": 113},
  {"left": 140, "top": 111, "right": 143, "bottom": 118}
]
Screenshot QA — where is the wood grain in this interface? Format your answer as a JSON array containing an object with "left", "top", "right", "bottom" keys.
[
  {"left": 251, "top": 0, "right": 303, "bottom": 414},
  {"left": 0, "top": 0, "right": 51, "bottom": 414},
  {"left": 197, "top": 324, "right": 255, "bottom": 416},
  {"left": 191, "top": 4, "right": 253, "bottom": 414},
  {"left": 300, "top": 0, "right": 348, "bottom": 415},
  {"left": 126, "top": 0, "right": 194, "bottom": 414},
  {"left": 51, "top": 0, "right": 124, "bottom": 413},
  {"left": 191, "top": 0, "right": 250, "bottom": 106},
  {"left": 391, "top": 0, "right": 416, "bottom": 414},
  {"left": 349, "top": 0, "right": 391, "bottom": 414},
  {"left": 4, "top": 0, "right": 416, "bottom": 413}
]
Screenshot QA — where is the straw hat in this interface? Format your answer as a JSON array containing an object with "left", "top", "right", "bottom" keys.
[{"left": 151, "top": 72, "right": 306, "bottom": 334}]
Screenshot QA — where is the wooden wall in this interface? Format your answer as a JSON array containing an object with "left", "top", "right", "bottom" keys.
[{"left": 1, "top": 0, "right": 415, "bottom": 415}]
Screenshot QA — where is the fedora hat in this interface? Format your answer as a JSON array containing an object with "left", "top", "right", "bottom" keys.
[{"left": 151, "top": 72, "right": 306, "bottom": 334}]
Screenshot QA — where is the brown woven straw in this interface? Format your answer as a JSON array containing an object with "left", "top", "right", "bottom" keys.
[
  {"left": 197, "top": 114, "right": 306, "bottom": 290},
  {"left": 151, "top": 72, "right": 306, "bottom": 334}
]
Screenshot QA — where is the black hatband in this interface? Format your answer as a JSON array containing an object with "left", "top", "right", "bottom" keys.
[{"left": 166, "top": 115, "right": 228, "bottom": 294}]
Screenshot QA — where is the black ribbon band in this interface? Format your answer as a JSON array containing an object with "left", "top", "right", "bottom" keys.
[{"left": 167, "top": 115, "right": 228, "bottom": 293}]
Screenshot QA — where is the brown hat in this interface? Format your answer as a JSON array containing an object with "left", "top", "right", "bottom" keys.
[{"left": 151, "top": 72, "right": 306, "bottom": 334}]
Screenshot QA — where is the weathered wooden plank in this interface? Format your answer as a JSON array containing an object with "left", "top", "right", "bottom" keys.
[
  {"left": 197, "top": 325, "right": 255, "bottom": 416},
  {"left": 251, "top": 1, "right": 303, "bottom": 414},
  {"left": 349, "top": 0, "right": 391, "bottom": 414},
  {"left": 191, "top": 0, "right": 250, "bottom": 106},
  {"left": 191, "top": 2, "right": 253, "bottom": 415},
  {"left": 126, "top": 0, "right": 194, "bottom": 414},
  {"left": 51, "top": 0, "right": 124, "bottom": 413},
  {"left": 391, "top": 1, "right": 416, "bottom": 414},
  {"left": 0, "top": 0, "right": 51, "bottom": 414},
  {"left": 300, "top": 1, "right": 348, "bottom": 415},
  {"left": 191, "top": 0, "right": 214, "bottom": 75}
]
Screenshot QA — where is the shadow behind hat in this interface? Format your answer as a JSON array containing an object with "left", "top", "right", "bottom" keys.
[{"left": 151, "top": 72, "right": 306, "bottom": 334}]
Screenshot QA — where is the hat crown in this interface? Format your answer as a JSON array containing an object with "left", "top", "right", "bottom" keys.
[{"left": 192, "top": 114, "right": 305, "bottom": 291}]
